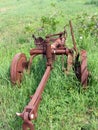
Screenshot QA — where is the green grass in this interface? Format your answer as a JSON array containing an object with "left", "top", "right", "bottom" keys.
[{"left": 0, "top": 0, "right": 98, "bottom": 130}]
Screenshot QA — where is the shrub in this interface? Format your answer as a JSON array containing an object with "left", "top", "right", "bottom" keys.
[{"left": 75, "top": 13, "right": 98, "bottom": 39}]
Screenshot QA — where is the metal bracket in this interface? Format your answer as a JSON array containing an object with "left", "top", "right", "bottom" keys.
[{"left": 22, "top": 121, "right": 34, "bottom": 130}]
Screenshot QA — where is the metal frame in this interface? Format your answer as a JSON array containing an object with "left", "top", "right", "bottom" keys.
[{"left": 10, "top": 21, "right": 89, "bottom": 130}]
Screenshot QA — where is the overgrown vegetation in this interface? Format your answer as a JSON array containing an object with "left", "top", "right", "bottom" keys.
[
  {"left": 0, "top": 0, "right": 98, "bottom": 130},
  {"left": 76, "top": 13, "right": 98, "bottom": 39},
  {"left": 74, "top": 13, "right": 98, "bottom": 49},
  {"left": 25, "top": 15, "right": 59, "bottom": 37}
]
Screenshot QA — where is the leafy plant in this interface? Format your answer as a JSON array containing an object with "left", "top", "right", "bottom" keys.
[
  {"left": 40, "top": 16, "right": 59, "bottom": 35},
  {"left": 75, "top": 13, "right": 98, "bottom": 41},
  {"left": 25, "top": 15, "right": 59, "bottom": 38}
]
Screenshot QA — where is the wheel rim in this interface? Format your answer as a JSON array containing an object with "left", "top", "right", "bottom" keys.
[
  {"left": 10, "top": 53, "right": 27, "bottom": 84},
  {"left": 74, "top": 50, "right": 89, "bottom": 87},
  {"left": 80, "top": 50, "right": 88, "bottom": 87}
]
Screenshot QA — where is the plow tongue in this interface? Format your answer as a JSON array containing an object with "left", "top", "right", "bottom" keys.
[
  {"left": 16, "top": 112, "right": 35, "bottom": 130},
  {"left": 22, "top": 121, "right": 34, "bottom": 130}
]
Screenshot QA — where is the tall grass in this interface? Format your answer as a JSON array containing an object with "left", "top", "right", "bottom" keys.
[{"left": 0, "top": 0, "right": 98, "bottom": 130}]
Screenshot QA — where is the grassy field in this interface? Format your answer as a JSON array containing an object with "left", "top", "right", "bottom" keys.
[{"left": 0, "top": 0, "right": 98, "bottom": 130}]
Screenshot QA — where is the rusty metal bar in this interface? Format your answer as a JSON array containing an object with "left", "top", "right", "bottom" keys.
[
  {"left": 16, "top": 66, "right": 52, "bottom": 130},
  {"left": 46, "top": 41, "right": 52, "bottom": 66},
  {"left": 46, "top": 31, "right": 64, "bottom": 38},
  {"left": 69, "top": 20, "right": 78, "bottom": 55},
  {"left": 28, "top": 66, "right": 51, "bottom": 109},
  {"left": 27, "top": 54, "right": 37, "bottom": 74},
  {"left": 81, "top": 50, "right": 88, "bottom": 88},
  {"left": 30, "top": 49, "right": 44, "bottom": 55},
  {"left": 30, "top": 48, "right": 70, "bottom": 56}
]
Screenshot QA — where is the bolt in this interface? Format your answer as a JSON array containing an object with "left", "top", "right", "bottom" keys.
[
  {"left": 16, "top": 112, "right": 21, "bottom": 116},
  {"left": 30, "top": 114, "right": 34, "bottom": 119}
]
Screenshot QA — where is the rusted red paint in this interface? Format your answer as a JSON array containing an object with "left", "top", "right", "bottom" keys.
[
  {"left": 10, "top": 21, "right": 89, "bottom": 130},
  {"left": 10, "top": 53, "right": 27, "bottom": 84},
  {"left": 16, "top": 66, "right": 51, "bottom": 130},
  {"left": 81, "top": 50, "right": 89, "bottom": 87},
  {"left": 22, "top": 118, "right": 34, "bottom": 130},
  {"left": 30, "top": 48, "right": 70, "bottom": 55}
]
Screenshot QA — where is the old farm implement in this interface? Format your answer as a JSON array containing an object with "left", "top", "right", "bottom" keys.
[{"left": 10, "top": 21, "right": 89, "bottom": 130}]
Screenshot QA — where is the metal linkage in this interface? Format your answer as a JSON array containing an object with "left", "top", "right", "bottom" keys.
[{"left": 10, "top": 21, "right": 89, "bottom": 130}]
